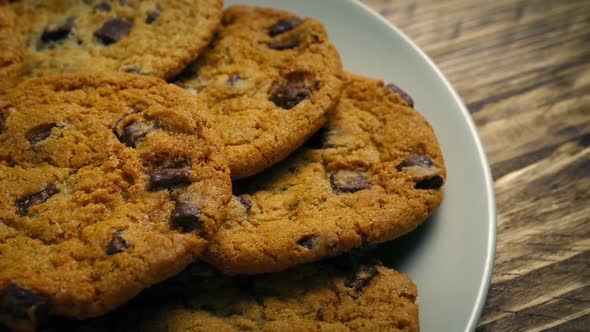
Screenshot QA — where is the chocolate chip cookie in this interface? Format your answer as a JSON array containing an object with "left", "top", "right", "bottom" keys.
[
  {"left": 0, "top": 72, "right": 231, "bottom": 329},
  {"left": 0, "top": 0, "right": 222, "bottom": 88},
  {"left": 0, "top": 6, "right": 21, "bottom": 91},
  {"left": 39, "top": 260, "right": 419, "bottom": 332},
  {"left": 205, "top": 73, "right": 446, "bottom": 275},
  {"left": 173, "top": 5, "right": 344, "bottom": 179}
]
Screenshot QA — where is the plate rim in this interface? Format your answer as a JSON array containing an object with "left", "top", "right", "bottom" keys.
[{"left": 348, "top": 1, "right": 497, "bottom": 330}]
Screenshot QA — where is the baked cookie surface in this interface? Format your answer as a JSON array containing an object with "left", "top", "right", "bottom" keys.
[
  {"left": 0, "top": 72, "right": 231, "bottom": 327},
  {"left": 205, "top": 73, "right": 446, "bottom": 275},
  {"left": 39, "top": 260, "right": 419, "bottom": 332},
  {"left": 174, "top": 5, "right": 343, "bottom": 179},
  {"left": 0, "top": 6, "right": 21, "bottom": 91},
  {"left": 0, "top": 0, "right": 222, "bottom": 88}
]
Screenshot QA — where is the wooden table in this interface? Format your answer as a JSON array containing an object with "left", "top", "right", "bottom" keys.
[{"left": 360, "top": 0, "right": 590, "bottom": 330}]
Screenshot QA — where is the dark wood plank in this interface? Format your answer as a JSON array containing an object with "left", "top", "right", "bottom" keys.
[{"left": 360, "top": 0, "right": 590, "bottom": 330}]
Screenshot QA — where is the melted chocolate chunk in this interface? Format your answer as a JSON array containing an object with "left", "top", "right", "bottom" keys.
[
  {"left": 115, "top": 121, "right": 150, "bottom": 148},
  {"left": 269, "top": 18, "right": 302, "bottom": 37},
  {"left": 26, "top": 123, "right": 57, "bottom": 145},
  {"left": 41, "top": 17, "right": 75, "bottom": 42},
  {"left": 236, "top": 196, "right": 252, "bottom": 211},
  {"left": 150, "top": 167, "right": 191, "bottom": 190},
  {"left": 95, "top": 2, "right": 111, "bottom": 12},
  {"left": 171, "top": 201, "right": 201, "bottom": 232},
  {"left": 397, "top": 155, "right": 434, "bottom": 170},
  {"left": 330, "top": 170, "right": 371, "bottom": 193},
  {"left": 227, "top": 74, "right": 241, "bottom": 86},
  {"left": 146, "top": 9, "right": 160, "bottom": 24},
  {"left": 94, "top": 18, "right": 133, "bottom": 45},
  {"left": 270, "top": 84, "right": 311, "bottom": 109},
  {"left": 105, "top": 230, "right": 127, "bottom": 255},
  {"left": 415, "top": 175, "right": 444, "bottom": 190},
  {"left": 345, "top": 265, "right": 379, "bottom": 293},
  {"left": 297, "top": 235, "right": 319, "bottom": 249},
  {"left": 268, "top": 39, "right": 299, "bottom": 50},
  {"left": 16, "top": 184, "right": 59, "bottom": 216},
  {"left": 386, "top": 83, "right": 414, "bottom": 108},
  {"left": 0, "top": 284, "right": 49, "bottom": 322}
]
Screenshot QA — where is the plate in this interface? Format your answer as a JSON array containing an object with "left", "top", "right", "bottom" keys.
[{"left": 226, "top": 1, "right": 497, "bottom": 331}]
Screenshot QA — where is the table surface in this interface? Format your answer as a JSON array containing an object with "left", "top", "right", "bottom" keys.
[{"left": 360, "top": 0, "right": 590, "bottom": 330}]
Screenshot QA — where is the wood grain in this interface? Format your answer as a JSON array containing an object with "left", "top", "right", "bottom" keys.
[{"left": 360, "top": 0, "right": 590, "bottom": 330}]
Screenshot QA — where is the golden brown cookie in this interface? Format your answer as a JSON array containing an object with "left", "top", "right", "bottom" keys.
[
  {"left": 0, "top": 72, "right": 231, "bottom": 329},
  {"left": 0, "top": 0, "right": 222, "bottom": 88},
  {"left": 39, "top": 260, "right": 419, "bottom": 332},
  {"left": 0, "top": 6, "right": 22, "bottom": 92},
  {"left": 173, "top": 5, "right": 343, "bottom": 179},
  {"left": 205, "top": 73, "right": 446, "bottom": 275}
]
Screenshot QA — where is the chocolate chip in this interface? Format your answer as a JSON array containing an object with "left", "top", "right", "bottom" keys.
[
  {"left": 95, "top": 3, "right": 111, "bottom": 12},
  {"left": 297, "top": 235, "right": 319, "bottom": 249},
  {"left": 115, "top": 121, "right": 149, "bottom": 148},
  {"left": 396, "top": 155, "right": 443, "bottom": 189},
  {"left": 268, "top": 39, "right": 299, "bottom": 50},
  {"left": 415, "top": 175, "right": 444, "bottom": 190},
  {"left": 397, "top": 155, "right": 434, "bottom": 170},
  {"left": 171, "top": 201, "right": 201, "bottom": 232},
  {"left": 41, "top": 17, "right": 75, "bottom": 42},
  {"left": 16, "top": 184, "right": 59, "bottom": 216},
  {"left": 145, "top": 9, "right": 160, "bottom": 24},
  {"left": 345, "top": 265, "right": 379, "bottom": 293},
  {"left": 270, "top": 84, "right": 311, "bottom": 109},
  {"left": 236, "top": 196, "right": 252, "bottom": 211},
  {"left": 149, "top": 167, "right": 191, "bottom": 190},
  {"left": 386, "top": 83, "right": 414, "bottom": 108},
  {"left": 316, "top": 307, "right": 325, "bottom": 321},
  {"left": 26, "top": 123, "right": 57, "bottom": 145},
  {"left": 269, "top": 18, "right": 302, "bottom": 37},
  {"left": 0, "top": 284, "right": 49, "bottom": 322},
  {"left": 105, "top": 230, "right": 127, "bottom": 255},
  {"left": 227, "top": 74, "right": 241, "bottom": 86},
  {"left": 330, "top": 170, "right": 370, "bottom": 193},
  {"left": 94, "top": 18, "right": 133, "bottom": 45},
  {"left": 119, "top": 0, "right": 127, "bottom": 5}
]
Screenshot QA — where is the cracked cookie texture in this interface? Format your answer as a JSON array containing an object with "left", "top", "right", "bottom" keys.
[
  {"left": 0, "top": 0, "right": 222, "bottom": 89},
  {"left": 0, "top": 72, "right": 231, "bottom": 328},
  {"left": 205, "top": 73, "right": 446, "bottom": 275},
  {"left": 173, "top": 5, "right": 343, "bottom": 179},
  {"left": 40, "top": 261, "right": 419, "bottom": 332}
]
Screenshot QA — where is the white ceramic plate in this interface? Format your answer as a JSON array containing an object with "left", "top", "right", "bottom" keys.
[{"left": 225, "top": 1, "right": 497, "bottom": 331}]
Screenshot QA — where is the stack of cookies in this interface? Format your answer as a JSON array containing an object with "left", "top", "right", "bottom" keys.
[{"left": 0, "top": 1, "right": 445, "bottom": 331}]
